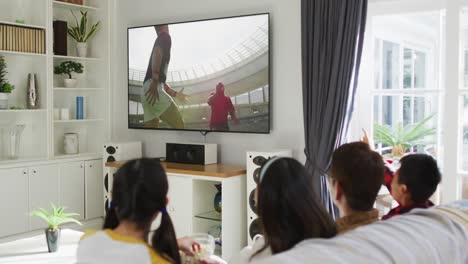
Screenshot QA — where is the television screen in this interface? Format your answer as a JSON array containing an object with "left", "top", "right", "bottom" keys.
[{"left": 128, "top": 13, "right": 270, "bottom": 134}]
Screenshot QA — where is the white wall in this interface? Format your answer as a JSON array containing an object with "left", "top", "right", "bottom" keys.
[{"left": 111, "top": 0, "right": 304, "bottom": 165}]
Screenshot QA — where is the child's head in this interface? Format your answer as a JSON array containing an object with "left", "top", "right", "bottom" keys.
[
  {"left": 255, "top": 157, "right": 337, "bottom": 255},
  {"left": 329, "top": 142, "right": 385, "bottom": 215},
  {"left": 391, "top": 154, "right": 441, "bottom": 206},
  {"left": 103, "top": 158, "right": 180, "bottom": 264}
]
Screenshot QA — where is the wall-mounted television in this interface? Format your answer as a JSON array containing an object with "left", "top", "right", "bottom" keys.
[{"left": 128, "top": 13, "right": 270, "bottom": 134}]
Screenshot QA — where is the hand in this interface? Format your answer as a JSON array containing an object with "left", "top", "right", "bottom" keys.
[
  {"left": 200, "top": 255, "right": 227, "bottom": 264},
  {"left": 177, "top": 237, "right": 201, "bottom": 257},
  {"left": 175, "top": 88, "right": 189, "bottom": 103},
  {"left": 361, "top": 129, "right": 369, "bottom": 145},
  {"left": 145, "top": 81, "right": 159, "bottom": 106}
]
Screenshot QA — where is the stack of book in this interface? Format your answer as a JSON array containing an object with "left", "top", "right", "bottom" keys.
[{"left": 0, "top": 24, "right": 46, "bottom": 54}]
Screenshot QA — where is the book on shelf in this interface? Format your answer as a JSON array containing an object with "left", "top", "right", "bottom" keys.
[{"left": 0, "top": 24, "right": 46, "bottom": 54}]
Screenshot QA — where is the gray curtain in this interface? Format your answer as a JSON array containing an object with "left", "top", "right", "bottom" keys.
[{"left": 301, "top": 0, "right": 368, "bottom": 218}]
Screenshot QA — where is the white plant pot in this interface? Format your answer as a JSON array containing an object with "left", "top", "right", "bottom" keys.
[
  {"left": 0, "top": 93, "right": 8, "bottom": 110},
  {"left": 76, "top": 42, "right": 88, "bottom": 57},
  {"left": 64, "top": 79, "right": 78, "bottom": 88}
]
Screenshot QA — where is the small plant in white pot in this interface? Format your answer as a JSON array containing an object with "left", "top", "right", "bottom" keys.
[
  {"left": 54, "top": 61, "right": 84, "bottom": 88},
  {"left": 0, "top": 55, "right": 15, "bottom": 110},
  {"left": 68, "top": 10, "right": 101, "bottom": 57},
  {"left": 31, "top": 204, "right": 81, "bottom": 253}
]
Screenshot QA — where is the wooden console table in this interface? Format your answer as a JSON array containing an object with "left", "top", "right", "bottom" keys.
[
  {"left": 104, "top": 160, "right": 247, "bottom": 260},
  {"left": 105, "top": 160, "right": 246, "bottom": 178}
]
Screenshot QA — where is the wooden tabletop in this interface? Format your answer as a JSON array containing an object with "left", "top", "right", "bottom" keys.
[{"left": 105, "top": 160, "right": 246, "bottom": 178}]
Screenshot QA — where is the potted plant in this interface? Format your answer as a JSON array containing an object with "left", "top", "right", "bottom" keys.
[
  {"left": 68, "top": 10, "right": 101, "bottom": 57},
  {"left": 373, "top": 114, "right": 436, "bottom": 158},
  {"left": 31, "top": 204, "right": 81, "bottom": 253},
  {"left": 0, "top": 55, "right": 15, "bottom": 110},
  {"left": 54, "top": 61, "right": 84, "bottom": 88}
]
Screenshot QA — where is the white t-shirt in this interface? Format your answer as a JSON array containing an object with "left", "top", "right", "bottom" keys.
[
  {"left": 76, "top": 229, "right": 170, "bottom": 264},
  {"left": 229, "top": 235, "right": 272, "bottom": 264}
]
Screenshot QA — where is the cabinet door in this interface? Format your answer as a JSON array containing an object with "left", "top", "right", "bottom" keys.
[
  {"left": 85, "top": 159, "right": 104, "bottom": 220},
  {"left": 59, "top": 161, "right": 85, "bottom": 221},
  {"left": 0, "top": 168, "right": 29, "bottom": 237},
  {"left": 29, "top": 164, "right": 60, "bottom": 230},
  {"left": 152, "top": 175, "right": 193, "bottom": 237}
]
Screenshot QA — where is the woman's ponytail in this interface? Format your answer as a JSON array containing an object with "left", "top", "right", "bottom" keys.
[
  {"left": 151, "top": 209, "right": 181, "bottom": 264},
  {"left": 103, "top": 204, "right": 119, "bottom": 229}
]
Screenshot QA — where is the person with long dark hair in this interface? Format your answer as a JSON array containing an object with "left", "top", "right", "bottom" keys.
[
  {"left": 77, "top": 159, "right": 199, "bottom": 264},
  {"left": 228, "top": 157, "right": 337, "bottom": 263}
]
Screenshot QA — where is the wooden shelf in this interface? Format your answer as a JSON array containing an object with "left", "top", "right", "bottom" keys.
[
  {"left": 54, "top": 87, "right": 104, "bottom": 91},
  {"left": 53, "top": 55, "right": 102, "bottom": 61},
  {"left": 0, "top": 109, "right": 47, "bottom": 113},
  {"left": 54, "top": 119, "right": 104, "bottom": 124},
  {"left": 106, "top": 161, "right": 246, "bottom": 178},
  {"left": 52, "top": 1, "right": 99, "bottom": 11},
  {"left": 0, "top": 50, "right": 46, "bottom": 57},
  {"left": 0, "top": 21, "right": 46, "bottom": 30}
]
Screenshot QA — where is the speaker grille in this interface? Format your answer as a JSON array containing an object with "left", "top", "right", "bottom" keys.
[
  {"left": 249, "top": 189, "right": 257, "bottom": 214},
  {"left": 106, "top": 146, "right": 116, "bottom": 155},
  {"left": 249, "top": 218, "right": 262, "bottom": 239},
  {"left": 253, "top": 156, "right": 267, "bottom": 166},
  {"left": 104, "top": 173, "right": 108, "bottom": 192},
  {"left": 107, "top": 156, "right": 116, "bottom": 163}
]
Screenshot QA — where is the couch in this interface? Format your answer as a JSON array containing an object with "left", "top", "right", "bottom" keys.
[{"left": 254, "top": 200, "right": 468, "bottom": 264}]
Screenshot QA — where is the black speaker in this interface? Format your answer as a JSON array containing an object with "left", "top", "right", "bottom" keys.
[{"left": 165, "top": 143, "right": 217, "bottom": 165}]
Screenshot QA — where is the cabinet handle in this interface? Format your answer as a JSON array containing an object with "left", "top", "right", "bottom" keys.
[
  {"left": 33, "top": 170, "right": 36, "bottom": 174},
  {"left": 23, "top": 171, "right": 27, "bottom": 175},
  {"left": 90, "top": 164, "right": 93, "bottom": 168}
]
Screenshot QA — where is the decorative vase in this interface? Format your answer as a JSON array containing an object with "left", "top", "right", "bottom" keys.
[
  {"left": 0, "top": 93, "right": 8, "bottom": 109},
  {"left": 4, "top": 124, "right": 25, "bottom": 160},
  {"left": 76, "top": 42, "right": 88, "bottom": 57},
  {"left": 64, "top": 133, "right": 79, "bottom": 154},
  {"left": 27, "top": 73, "right": 38, "bottom": 109},
  {"left": 45, "top": 228, "right": 61, "bottom": 253},
  {"left": 64, "top": 79, "right": 77, "bottom": 88},
  {"left": 214, "top": 184, "right": 222, "bottom": 213}
]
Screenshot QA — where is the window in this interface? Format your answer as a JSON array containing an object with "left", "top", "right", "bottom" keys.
[
  {"left": 249, "top": 88, "right": 264, "bottom": 104},
  {"left": 372, "top": 35, "right": 440, "bottom": 156}
]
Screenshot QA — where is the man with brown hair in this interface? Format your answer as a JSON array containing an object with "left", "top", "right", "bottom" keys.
[{"left": 327, "top": 142, "right": 385, "bottom": 234}]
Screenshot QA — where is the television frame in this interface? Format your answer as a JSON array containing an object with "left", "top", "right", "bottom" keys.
[{"left": 127, "top": 13, "right": 271, "bottom": 134}]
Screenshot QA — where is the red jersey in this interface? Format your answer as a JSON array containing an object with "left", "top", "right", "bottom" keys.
[{"left": 209, "top": 93, "right": 234, "bottom": 125}]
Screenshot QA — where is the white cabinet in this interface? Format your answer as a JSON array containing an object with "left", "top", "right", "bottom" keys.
[
  {"left": 85, "top": 159, "right": 104, "bottom": 220},
  {"left": 167, "top": 175, "right": 193, "bottom": 237},
  {"left": 59, "top": 161, "right": 85, "bottom": 221},
  {"left": 0, "top": 158, "right": 103, "bottom": 237},
  {"left": 0, "top": 168, "right": 29, "bottom": 237},
  {"left": 29, "top": 165, "right": 60, "bottom": 230}
]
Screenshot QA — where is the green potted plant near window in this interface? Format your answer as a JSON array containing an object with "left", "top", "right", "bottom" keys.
[
  {"left": 31, "top": 204, "right": 81, "bottom": 253},
  {"left": 0, "top": 55, "right": 15, "bottom": 110},
  {"left": 54, "top": 61, "right": 84, "bottom": 88},
  {"left": 68, "top": 10, "right": 101, "bottom": 57},
  {"left": 373, "top": 114, "right": 436, "bottom": 158}
]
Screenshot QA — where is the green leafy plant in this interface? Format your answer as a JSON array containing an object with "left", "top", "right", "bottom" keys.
[
  {"left": 373, "top": 114, "right": 436, "bottom": 157},
  {"left": 0, "top": 55, "right": 15, "bottom": 93},
  {"left": 68, "top": 10, "right": 101, "bottom": 43},
  {"left": 31, "top": 204, "right": 82, "bottom": 230},
  {"left": 54, "top": 61, "right": 84, "bottom": 79}
]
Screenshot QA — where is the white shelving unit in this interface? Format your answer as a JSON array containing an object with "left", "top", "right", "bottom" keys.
[
  {"left": 0, "top": 0, "right": 110, "bottom": 164},
  {"left": 52, "top": 1, "right": 99, "bottom": 11}
]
